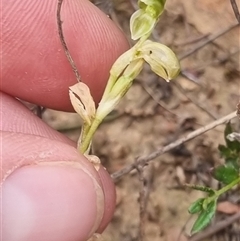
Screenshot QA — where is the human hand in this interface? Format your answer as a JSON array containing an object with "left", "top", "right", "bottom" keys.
[{"left": 1, "top": 0, "right": 129, "bottom": 240}]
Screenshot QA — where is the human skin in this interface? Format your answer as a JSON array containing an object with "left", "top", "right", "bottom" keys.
[{"left": 1, "top": 0, "right": 129, "bottom": 240}]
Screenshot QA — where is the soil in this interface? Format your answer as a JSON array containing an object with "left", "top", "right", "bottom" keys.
[{"left": 42, "top": 0, "right": 240, "bottom": 240}]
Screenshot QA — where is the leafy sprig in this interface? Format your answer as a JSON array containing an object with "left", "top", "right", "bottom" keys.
[{"left": 188, "top": 123, "right": 240, "bottom": 234}]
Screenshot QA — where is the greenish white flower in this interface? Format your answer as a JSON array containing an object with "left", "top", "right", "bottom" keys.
[{"left": 139, "top": 40, "right": 180, "bottom": 81}]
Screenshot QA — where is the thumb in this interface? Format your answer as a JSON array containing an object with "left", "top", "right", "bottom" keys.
[{"left": 1, "top": 92, "right": 116, "bottom": 241}]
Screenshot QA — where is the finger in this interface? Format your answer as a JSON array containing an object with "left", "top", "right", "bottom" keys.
[
  {"left": 2, "top": 160, "right": 104, "bottom": 241},
  {"left": 96, "top": 166, "right": 116, "bottom": 233},
  {"left": 1, "top": 92, "right": 116, "bottom": 238},
  {"left": 2, "top": 0, "right": 129, "bottom": 111}
]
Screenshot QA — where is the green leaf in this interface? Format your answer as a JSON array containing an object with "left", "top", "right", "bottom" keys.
[
  {"left": 224, "top": 123, "right": 240, "bottom": 152},
  {"left": 185, "top": 184, "right": 215, "bottom": 194},
  {"left": 191, "top": 199, "right": 217, "bottom": 234},
  {"left": 218, "top": 144, "right": 232, "bottom": 158},
  {"left": 188, "top": 198, "right": 204, "bottom": 214},
  {"left": 225, "top": 158, "right": 240, "bottom": 170},
  {"left": 212, "top": 163, "right": 239, "bottom": 184}
]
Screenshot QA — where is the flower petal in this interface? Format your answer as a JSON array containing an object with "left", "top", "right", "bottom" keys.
[
  {"left": 69, "top": 83, "right": 96, "bottom": 125},
  {"left": 140, "top": 40, "right": 180, "bottom": 80}
]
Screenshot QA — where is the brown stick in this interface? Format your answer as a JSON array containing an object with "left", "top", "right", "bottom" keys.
[
  {"left": 137, "top": 164, "right": 146, "bottom": 241},
  {"left": 57, "top": 0, "right": 81, "bottom": 82},
  {"left": 173, "top": 82, "right": 219, "bottom": 120},
  {"left": 111, "top": 111, "right": 237, "bottom": 181},
  {"left": 230, "top": 0, "right": 240, "bottom": 24},
  {"left": 179, "top": 23, "right": 239, "bottom": 60}
]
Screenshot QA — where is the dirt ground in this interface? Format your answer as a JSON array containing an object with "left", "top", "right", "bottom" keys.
[{"left": 42, "top": 0, "right": 240, "bottom": 240}]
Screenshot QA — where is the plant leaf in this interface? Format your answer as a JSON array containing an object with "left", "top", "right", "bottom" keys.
[
  {"left": 185, "top": 184, "right": 215, "bottom": 194},
  {"left": 218, "top": 144, "right": 232, "bottom": 158},
  {"left": 188, "top": 198, "right": 204, "bottom": 214},
  {"left": 191, "top": 199, "right": 217, "bottom": 234},
  {"left": 69, "top": 82, "right": 96, "bottom": 125},
  {"left": 224, "top": 123, "right": 240, "bottom": 152},
  {"left": 212, "top": 163, "right": 239, "bottom": 184}
]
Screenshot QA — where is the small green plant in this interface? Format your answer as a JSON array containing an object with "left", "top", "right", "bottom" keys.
[
  {"left": 69, "top": 0, "right": 180, "bottom": 155},
  {"left": 188, "top": 123, "right": 240, "bottom": 234}
]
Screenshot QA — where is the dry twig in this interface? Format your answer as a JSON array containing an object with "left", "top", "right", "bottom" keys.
[
  {"left": 237, "top": 101, "right": 240, "bottom": 118},
  {"left": 175, "top": 34, "right": 209, "bottom": 46},
  {"left": 112, "top": 111, "right": 237, "bottom": 181},
  {"left": 230, "top": 0, "right": 240, "bottom": 24},
  {"left": 173, "top": 82, "right": 219, "bottom": 120},
  {"left": 193, "top": 48, "right": 240, "bottom": 71},
  {"left": 179, "top": 23, "right": 239, "bottom": 60},
  {"left": 136, "top": 164, "right": 154, "bottom": 241},
  {"left": 57, "top": 0, "right": 81, "bottom": 82},
  {"left": 139, "top": 81, "right": 177, "bottom": 116},
  {"left": 136, "top": 164, "right": 146, "bottom": 241}
]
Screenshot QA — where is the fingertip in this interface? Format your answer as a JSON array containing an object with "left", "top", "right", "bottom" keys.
[{"left": 2, "top": 164, "right": 104, "bottom": 241}]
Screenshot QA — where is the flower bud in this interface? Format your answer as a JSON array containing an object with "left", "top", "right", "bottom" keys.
[
  {"left": 130, "top": 10, "right": 156, "bottom": 40},
  {"left": 130, "top": 0, "right": 167, "bottom": 40},
  {"left": 138, "top": 0, "right": 166, "bottom": 17}
]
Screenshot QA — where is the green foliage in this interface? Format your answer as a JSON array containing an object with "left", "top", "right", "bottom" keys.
[
  {"left": 214, "top": 123, "right": 240, "bottom": 185},
  {"left": 188, "top": 198, "right": 205, "bottom": 214},
  {"left": 188, "top": 123, "right": 240, "bottom": 235},
  {"left": 191, "top": 199, "right": 217, "bottom": 234},
  {"left": 223, "top": 123, "right": 240, "bottom": 153},
  {"left": 212, "top": 162, "right": 239, "bottom": 185},
  {"left": 185, "top": 184, "right": 215, "bottom": 194}
]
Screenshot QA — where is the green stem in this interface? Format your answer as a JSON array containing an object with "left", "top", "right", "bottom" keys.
[
  {"left": 100, "top": 75, "right": 117, "bottom": 103},
  {"left": 80, "top": 117, "right": 102, "bottom": 153},
  {"left": 208, "top": 176, "right": 240, "bottom": 203},
  {"left": 77, "top": 123, "right": 91, "bottom": 151}
]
